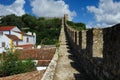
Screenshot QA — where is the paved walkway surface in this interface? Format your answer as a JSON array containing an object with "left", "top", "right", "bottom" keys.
[{"left": 54, "top": 19, "right": 85, "bottom": 80}]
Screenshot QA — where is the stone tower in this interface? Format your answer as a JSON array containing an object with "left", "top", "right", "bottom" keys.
[{"left": 64, "top": 14, "right": 68, "bottom": 22}]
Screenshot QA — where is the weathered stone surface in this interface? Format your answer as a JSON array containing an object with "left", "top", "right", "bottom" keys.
[
  {"left": 65, "top": 21, "right": 120, "bottom": 80},
  {"left": 81, "top": 30, "right": 87, "bottom": 50},
  {"left": 54, "top": 18, "right": 81, "bottom": 80},
  {"left": 92, "top": 28, "right": 103, "bottom": 58}
]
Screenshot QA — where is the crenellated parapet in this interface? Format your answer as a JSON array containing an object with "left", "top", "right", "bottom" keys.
[{"left": 64, "top": 16, "right": 120, "bottom": 80}]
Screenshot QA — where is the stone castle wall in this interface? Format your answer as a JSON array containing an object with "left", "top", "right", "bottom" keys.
[{"left": 65, "top": 20, "right": 120, "bottom": 80}]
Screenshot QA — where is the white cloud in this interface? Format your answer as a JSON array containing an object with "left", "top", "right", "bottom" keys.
[
  {"left": 0, "top": 0, "right": 25, "bottom": 16},
  {"left": 87, "top": 0, "right": 120, "bottom": 25},
  {"left": 86, "top": 22, "right": 112, "bottom": 28},
  {"left": 31, "top": 0, "right": 76, "bottom": 20}
]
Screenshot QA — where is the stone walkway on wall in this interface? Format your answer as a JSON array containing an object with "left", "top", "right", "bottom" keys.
[{"left": 54, "top": 19, "right": 85, "bottom": 80}]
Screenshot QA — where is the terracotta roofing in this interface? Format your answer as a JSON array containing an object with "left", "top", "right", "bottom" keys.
[
  {"left": 0, "top": 70, "right": 45, "bottom": 80},
  {"left": 13, "top": 31, "right": 33, "bottom": 36},
  {"left": 0, "top": 26, "right": 15, "bottom": 31},
  {"left": 5, "top": 34, "right": 21, "bottom": 41},
  {"left": 15, "top": 48, "right": 56, "bottom": 66},
  {"left": 37, "top": 60, "right": 51, "bottom": 66},
  {"left": 16, "top": 44, "right": 35, "bottom": 49},
  {"left": 0, "top": 48, "right": 56, "bottom": 66},
  {"left": 15, "top": 48, "right": 56, "bottom": 60}
]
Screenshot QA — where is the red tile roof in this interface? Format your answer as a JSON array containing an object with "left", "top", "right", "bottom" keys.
[
  {"left": 15, "top": 48, "right": 56, "bottom": 66},
  {"left": 15, "top": 48, "right": 56, "bottom": 60},
  {"left": 0, "top": 26, "right": 15, "bottom": 31},
  {"left": 13, "top": 31, "right": 33, "bottom": 36},
  {"left": 5, "top": 34, "right": 21, "bottom": 41},
  {"left": 0, "top": 48, "right": 56, "bottom": 68},
  {"left": 16, "top": 44, "right": 35, "bottom": 49},
  {"left": 37, "top": 60, "right": 51, "bottom": 66},
  {"left": 0, "top": 70, "right": 45, "bottom": 80}
]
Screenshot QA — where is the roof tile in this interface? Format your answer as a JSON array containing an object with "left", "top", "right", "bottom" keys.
[
  {"left": 16, "top": 44, "right": 35, "bottom": 49},
  {"left": 0, "top": 70, "right": 45, "bottom": 80},
  {"left": 0, "top": 26, "right": 15, "bottom": 31},
  {"left": 15, "top": 48, "right": 56, "bottom": 60},
  {"left": 5, "top": 34, "right": 21, "bottom": 41},
  {"left": 13, "top": 31, "right": 33, "bottom": 36}
]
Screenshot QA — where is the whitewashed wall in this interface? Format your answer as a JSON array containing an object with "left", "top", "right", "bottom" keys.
[
  {"left": 0, "top": 35, "right": 10, "bottom": 53},
  {"left": 11, "top": 27, "right": 21, "bottom": 32}
]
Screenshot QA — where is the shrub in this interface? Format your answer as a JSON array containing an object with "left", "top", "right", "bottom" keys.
[
  {"left": 67, "top": 21, "right": 86, "bottom": 31},
  {"left": 0, "top": 50, "right": 36, "bottom": 77}
]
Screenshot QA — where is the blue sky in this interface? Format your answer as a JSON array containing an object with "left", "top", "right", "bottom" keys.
[
  {"left": 65, "top": 0, "right": 98, "bottom": 22},
  {"left": 0, "top": 0, "right": 120, "bottom": 28}
]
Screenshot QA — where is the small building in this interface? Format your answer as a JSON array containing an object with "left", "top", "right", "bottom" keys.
[{"left": 0, "top": 26, "right": 36, "bottom": 53}]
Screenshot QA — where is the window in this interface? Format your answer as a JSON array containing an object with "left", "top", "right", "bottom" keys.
[
  {"left": 0, "top": 31, "right": 3, "bottom": 35},
  {"left": 2, "top": 42, "right": 5, "bottom": 47},
  {"left": 16, "top": 41, "right": 18, "bottom": 46},
  {"left": 26, "top": 37, "right": 29, "bottom": 43}
]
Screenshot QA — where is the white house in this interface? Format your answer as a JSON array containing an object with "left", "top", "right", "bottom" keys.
[{"left": 0, "top": 26, "right": 36, "bottom": 53}]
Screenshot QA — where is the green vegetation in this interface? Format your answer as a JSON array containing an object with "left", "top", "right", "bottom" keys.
[
  {"left": 0, "top": 50, "right": 36, "bottom": 77},
  {"left": 35, "top": 18, "right": 61, "bottom": 45},
  {"left": 67, "top": 21, "right": 86, "bottom": 30},
  {"left": 0, "top": 14, "right": 62, "bottom": 45}
]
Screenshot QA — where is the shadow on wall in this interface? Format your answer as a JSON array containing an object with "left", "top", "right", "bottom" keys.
[
  {"left": 103, "top": 24, "right": 120, "bottom": 79},
  {"left": 64, "top": 26, "right": 91, "bottom": 80},
  {"left": 65, "top": 14, "right": 120, "bottom": 80},
  {"left": 66, "top": 41, "right": 88, "bottom": 80},
  {"left": 86, "top": 29, "right": 93, "bottom": 57}
]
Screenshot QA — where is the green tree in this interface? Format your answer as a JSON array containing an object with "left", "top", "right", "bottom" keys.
[
  {"left": 35, "top": 18, "right": 62, "bottom": 45},
  {"left": 67, "top": 21, "right": 86, "bottom": 30},
  {"left": 0, "top": 14, "right": 25, "bottom": 29},
  {"left": 22, "top": 14, "right": 37, "bottom": 29},
  {"left": 0, "top": 50, "right": 36, "bottom": 77}
]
